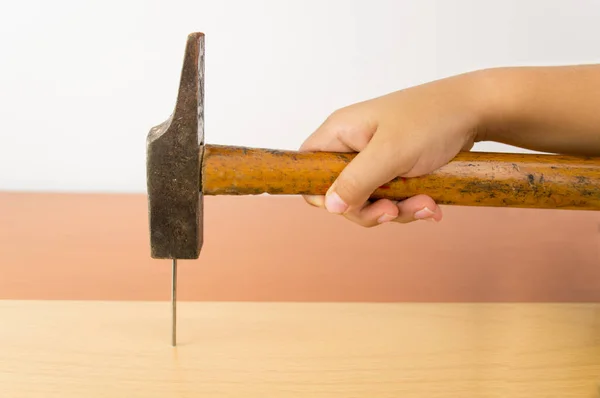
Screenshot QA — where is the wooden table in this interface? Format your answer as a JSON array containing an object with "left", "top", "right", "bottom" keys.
[{"left": 2, "top": 301, "right": 599, "bottom": 397}]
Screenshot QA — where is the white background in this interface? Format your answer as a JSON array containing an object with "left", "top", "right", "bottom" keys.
[{"left": 1, "top": 0, "right": 600, "bottom": 193}]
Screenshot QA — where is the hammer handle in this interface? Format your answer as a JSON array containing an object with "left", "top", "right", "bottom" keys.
[{"left": 202, "top": 144, "right": 600, "bottom": 210}]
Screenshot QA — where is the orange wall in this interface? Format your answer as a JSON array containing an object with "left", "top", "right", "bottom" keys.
[{"left": 1, "top": 191, "right": 599, "bottom": 302}]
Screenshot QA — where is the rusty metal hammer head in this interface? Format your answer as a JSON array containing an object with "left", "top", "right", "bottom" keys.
[{"left": 146, "top": 32, "right": 204, "bottom": 259}]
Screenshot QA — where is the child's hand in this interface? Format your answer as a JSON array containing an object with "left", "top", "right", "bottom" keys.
[
  {"left": 300, "top": 65, "right": 600, "bottom": 228},
  {"left": 299, "top": 71, "right": 489, "bottom": 227}
]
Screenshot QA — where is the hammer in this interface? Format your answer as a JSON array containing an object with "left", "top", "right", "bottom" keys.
[{"left": 146, "top": 32, "right": 600, "bottom": 345}]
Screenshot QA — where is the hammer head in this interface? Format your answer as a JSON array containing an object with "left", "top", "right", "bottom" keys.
[{"left": 146, "top": 32, "right": 204, "bottom": 259}]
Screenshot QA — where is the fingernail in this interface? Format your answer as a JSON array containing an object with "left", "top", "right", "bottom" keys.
[
  {"left": 325, "top": 191, "right": 348, "bottom": 214},
  {"left": 377, "top": 213, "right": 396, "bottom": 224},
  {"left": 305, "top": 195, "right": 324, "bottom": 207},
  {"left": 414, "top": 207, "right": 436, "bottom": 220}
]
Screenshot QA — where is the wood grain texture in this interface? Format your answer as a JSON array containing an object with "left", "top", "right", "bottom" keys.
[
  {"left": 202, "top": 145, "right": 600, "bottom": 209},
  {"left": 1, "top": 301, "right": 599, "bottom": 398}
]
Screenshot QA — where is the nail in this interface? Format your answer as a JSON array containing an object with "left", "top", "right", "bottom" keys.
[
  {"left": 377, "top": 213, "right": 396, "bottom": 224},
  {"left": 325, "top": 191, "right": 348, "bottom": 214},
  {"left": 414, "top": 206, "right": 436, "bottom": 220}
]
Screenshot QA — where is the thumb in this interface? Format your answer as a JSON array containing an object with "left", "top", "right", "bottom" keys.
[{"left": 324, "top": 133, "right": 411, "bottom": 214}]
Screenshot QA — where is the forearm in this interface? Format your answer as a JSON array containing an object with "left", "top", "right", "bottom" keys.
[{"left": 474, "top": 65, "right": 600, "bottom": 156}]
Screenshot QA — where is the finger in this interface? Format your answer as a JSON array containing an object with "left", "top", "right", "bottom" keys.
[
  {"left": 299, "top": 107, "right": 377, "bottom": 152},
  {"left": 342, "top": 198, "right": 400, "bottom": 228},
  {"left": 325, "top": 132, "right": 417, "bottom": 214},
  {"left": 462, "top": 140, "right": 475, "bottom": 152},
  {"left": 300, "top": 106, "right": 378, "bottom": 210},
  {"left": 392, "top": 194, "right": 443, "bottom": 223},
  {"left": 303, "top": 194, "right": 325, "bottom": 208},
  {"left": 303, "top": 193, "right": 443, "bottom": 226},
  {"left": 343, "top": 195, "right": 442, "bottom": 227}
]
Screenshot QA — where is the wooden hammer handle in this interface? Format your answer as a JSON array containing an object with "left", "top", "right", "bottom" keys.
[{"left": 202, "top": 144, "right": 600, "bottom": 210}]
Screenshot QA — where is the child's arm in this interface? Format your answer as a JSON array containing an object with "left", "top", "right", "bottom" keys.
[
  {"left": 299, "top": 65, "right": 600, "bottom": 227},
  {"left": 477, "top": 65, "right": 600, "bottom": 157}
]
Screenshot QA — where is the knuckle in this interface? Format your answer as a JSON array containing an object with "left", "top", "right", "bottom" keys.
[
  {"left": 323, "top": 109, "right": 343, "bottom": 126},
  {"left": 326, "top": 106, "right": 355, "bottom": 128},
  {"left": 329, "top": 107, "right": 349, "bottom": 121}
]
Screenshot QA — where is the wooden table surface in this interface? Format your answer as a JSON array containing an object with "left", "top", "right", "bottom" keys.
[{"left": 2, "top": 301, "right": 600, "bottom": 397}]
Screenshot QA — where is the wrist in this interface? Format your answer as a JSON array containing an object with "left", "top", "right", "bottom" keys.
[{"left": 466, "top": 67, "right": 523, "bottom": 143}]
